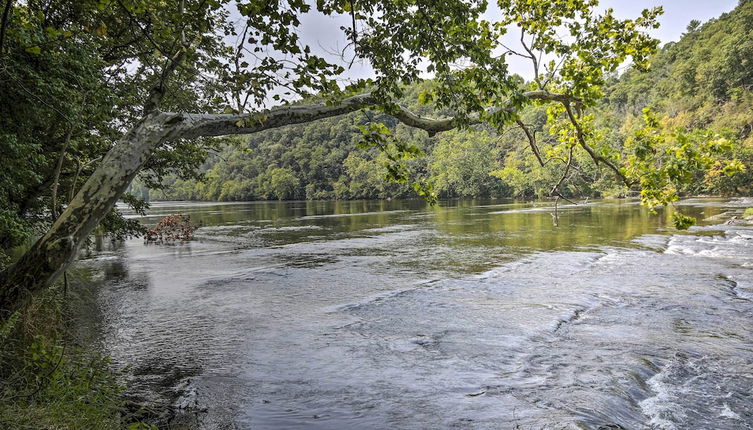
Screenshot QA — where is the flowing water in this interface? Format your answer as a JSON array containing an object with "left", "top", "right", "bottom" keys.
[{"left": 72, "top": 198, "right": 753, "bottom": 429}]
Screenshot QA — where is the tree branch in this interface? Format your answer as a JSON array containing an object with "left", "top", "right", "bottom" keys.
[
  {"left": 349, "top": 0, "right": 358, "bottom": 47},
  {"left": 562, "top": 101, "right": 629, "bottom": 185},
  {"left": 515, "top": 119, "right": 545, "bottom": 167},
  {"left": 179, "top": 90, "right": 578, "bottom": 139},
  {"left": 50, "top": 128, "right": 73, "bottom": 219},
  {"left": 0, "top": 89, "right": 581, "bottom": 317},
  {"left": 550, "top": 145, "right": 573, "bottom": 197},
  {"left": 520, "top": 29, "right": 541, "bottom": 89},
  {"left": 143, "top": 0, "right": 190, "bottom": 114}
]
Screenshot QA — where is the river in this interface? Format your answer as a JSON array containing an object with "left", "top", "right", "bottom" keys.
[{"left": 71, "top": 198, "right": 753, "bottom": 429}]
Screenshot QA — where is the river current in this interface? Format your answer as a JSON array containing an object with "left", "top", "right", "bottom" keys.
[{"left": 72, "top": 198, "right": 753, "bottom": 429}]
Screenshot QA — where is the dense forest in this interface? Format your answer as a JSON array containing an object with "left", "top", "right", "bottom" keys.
[{"left": 139, "top": 1, "right": 753, "bottom": 202}]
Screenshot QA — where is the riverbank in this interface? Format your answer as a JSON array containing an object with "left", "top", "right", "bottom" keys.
[{"left": 0, "top": 277, "right": 164, "bottom": 429}]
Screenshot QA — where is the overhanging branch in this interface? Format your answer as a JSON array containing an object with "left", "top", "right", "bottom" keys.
[
  {"left": 516, "top": 119, "right": 545, "bottom": 167},
  {"left": 178, "top": 90, "right": 578, "bottom": 140},
  {"left": 562, "top": 101, "right": 630, "bottom": 185}
]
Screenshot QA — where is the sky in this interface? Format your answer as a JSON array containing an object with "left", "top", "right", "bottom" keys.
[
  {"left": 601, "top": 0, "right": 738, "bottom": 42},
  {"left": 295, "top": 0, "right": 740, "bottom": 82}
]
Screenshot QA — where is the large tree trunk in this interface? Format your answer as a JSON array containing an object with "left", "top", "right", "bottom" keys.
[
  {"left": 0, "top": 91, "right": 569, "bottom": 319},
  {"left": 0, "top": 112, "right": 182, "bottom": 317}
]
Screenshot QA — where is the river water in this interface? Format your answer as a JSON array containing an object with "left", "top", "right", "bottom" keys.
[{"left": 72, "top": 198, "right": 753, "bottom": 429}]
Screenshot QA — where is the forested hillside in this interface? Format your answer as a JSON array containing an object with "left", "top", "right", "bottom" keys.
[
  {"left": 602, "top": 0, "right": 753, "bottom": 195},
  {"left": 140, "top": 1, "right": 753, "bottom": 201}
]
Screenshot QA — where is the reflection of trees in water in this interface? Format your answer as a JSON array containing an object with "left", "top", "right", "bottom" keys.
[
  {"left": 133, "top": 199, "right": 728, "bottom": 257},
  {"left": 432, "top": 200, "right": 719, "bottom": 252},
  {"left": 101, "top": 259, "right": 128, "bottom": 282},
  {"left": 103, "top": 199, "right": 733, "bottom": 282}
]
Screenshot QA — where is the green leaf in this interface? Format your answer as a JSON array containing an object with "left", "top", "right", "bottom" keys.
[{"left": 671, "top": 212, "right": 696, "bottom": 230}]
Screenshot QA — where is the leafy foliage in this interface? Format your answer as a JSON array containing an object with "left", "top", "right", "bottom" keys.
[
  {"left": 624, "top": 109, "right": 744, "bottom": 212},
  {"left": 1, "top": 0, "right": 750, "bottom": 282},
  {"left": 143, "top": 0, "right": 753, "bottom": 233}
]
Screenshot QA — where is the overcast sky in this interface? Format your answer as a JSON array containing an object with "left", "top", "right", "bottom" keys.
[{"left": 295, "top": 0, "right": 740, "bottom": 82}]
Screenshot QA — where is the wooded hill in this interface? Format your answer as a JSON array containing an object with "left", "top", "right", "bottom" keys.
[{"left": 140, "top": 0, "right": 753, "bottom": 202}]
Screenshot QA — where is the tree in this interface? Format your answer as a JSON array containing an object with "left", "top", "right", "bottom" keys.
[
  {"left": 430, "top": 129, "right": 506, "bottom": 198},
  {"left": 0, "top": 0, "right": 670, "bottom": 317}
]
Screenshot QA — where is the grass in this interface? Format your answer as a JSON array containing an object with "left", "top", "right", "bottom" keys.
[{"left": 0, "top": 285, "right": 158, "bottom": 429}]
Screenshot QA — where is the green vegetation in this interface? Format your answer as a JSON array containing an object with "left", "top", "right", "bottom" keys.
[
  {"left": 143, "top": 1, "right": 753, "bottom": 210},
  {"left": 603, "top": 1, "right": 753, "bottom": 197},
  {"left": 0, "top": 0, "right": 677, "bottom": 323},
  {"left": 0, "top": 284, "right": 150, "bottom": 429}
]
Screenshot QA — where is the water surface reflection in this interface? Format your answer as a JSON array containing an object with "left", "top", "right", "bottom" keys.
[{"left": 73, "top": 198, "right": 753, "bottom": 429}]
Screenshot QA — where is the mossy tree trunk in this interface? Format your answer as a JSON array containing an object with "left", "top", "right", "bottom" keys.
[{"left": 0, "top": 112, "right": 183, "bottom": 317}]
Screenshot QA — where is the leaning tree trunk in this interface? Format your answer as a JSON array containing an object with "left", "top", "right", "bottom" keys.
[{"left": 0, "top": 112, "right": 182, "bottom": 317}]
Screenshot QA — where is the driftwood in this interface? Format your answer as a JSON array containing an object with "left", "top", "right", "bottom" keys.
[{"left": 144, "top": 214, "right": 199, "bottom": 243}]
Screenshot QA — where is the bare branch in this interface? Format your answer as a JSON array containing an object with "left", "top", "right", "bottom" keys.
[
  {"left": 233, "top": 23, "right": 250, "bottom": 111},
  {"left": 499, "top": 36, "right": 532, "bottom": 60},
  {"left": 520, "top": 29, "right": 541, "bottom": 89},
  {"left": 541, "top": 55, "right": 566, "bottom": 89},
  {"left": 515, "top": 119, "right": 545, "bottom": 167},
  {"left": 550, "top": 145, "right": 573, "bottom": 197},
  {"left": 349, "top": 1, "right": 358, "bottom": 47}
]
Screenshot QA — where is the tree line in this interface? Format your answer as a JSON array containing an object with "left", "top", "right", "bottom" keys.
[{"left": 141, "top": 2, "right": 753, "bottom": 203}]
